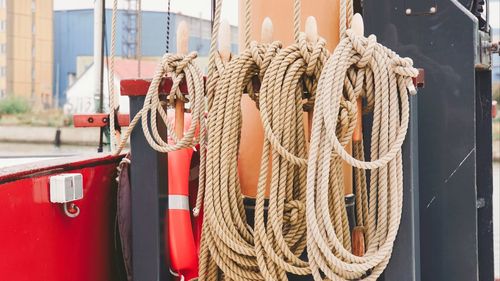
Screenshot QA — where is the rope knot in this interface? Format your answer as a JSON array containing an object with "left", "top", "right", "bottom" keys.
[
  {"left": 346, "top": 29, "right": 376, "bottom": 69},
  {"left": 391, "top": 56, "right": 419, "bottom": 78},
  {"left": 284, "top": 200, "right": 305, "bottom": 226},
  {"left": 298, "top": 33, "right": 327, "bottom": 76},
  {"left": 249, "top": 41, "right": 281, "bottom": 78},
  {"left": 163, "top": 52, "right": 198, "bottom": 105},
  {"left": 249, "top": 41, "right": 265, "bottom": 69}
]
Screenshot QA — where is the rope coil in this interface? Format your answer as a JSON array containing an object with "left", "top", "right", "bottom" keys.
[
  {"left": 252, "top": 31, "right": 329, "bottom": 280},
  {"left": 198, "top": 41, "right": 283, "bottom": 281},
  {"left": 305, "top": 23, "right": 418, "bottom": 281},
  {"left": 115, "top": 52, "right": 205, "bottom": 155}
]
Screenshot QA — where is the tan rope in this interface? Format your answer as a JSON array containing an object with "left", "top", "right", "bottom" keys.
[
  {"left": 198, "top": 0, "right": 331, "bottom": 280},
  {"left": 193, "top": 0, "right": 227, "bottom": 217},
  {"left": 305, "top": 26, "right": 418, "bottom": 281},
  {"left": 114, "top": 52, "right": 205, "bottom": 156},
  {"left": 109, "top": 0, "right": 118, "bottom": 151},
  {"left": 198, "top": 41, "right": 282, "bottom": 281},
  {"left": 252, "top": 32, "right": 328, "bottom": 280}
]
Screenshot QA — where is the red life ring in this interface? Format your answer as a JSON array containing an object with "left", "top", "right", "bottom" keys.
[{"left": 165, "top": 111, "right": 200, "bottom": 281}]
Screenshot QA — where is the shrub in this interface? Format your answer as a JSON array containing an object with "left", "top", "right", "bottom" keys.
[{"left": 0, "top": 96, "right": 30, "bottom": 115}]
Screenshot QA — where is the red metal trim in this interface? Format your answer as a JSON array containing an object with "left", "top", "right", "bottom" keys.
[
  {"left": 413, "top": 68, "right": 425, "bottom": 88},
  {"left": 0, "top": 154, "right": 123, "bottom": 184},
  {"left": 121, "top": 77, "right": 190, "bottom": 96},
  {"left": 73, "top": 113, "right": 130, "bottom": 128}
]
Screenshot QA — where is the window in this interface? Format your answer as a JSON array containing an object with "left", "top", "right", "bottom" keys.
[
  {"left": 0, "top": 89, "right": 4, "bottom": 98},
  {"left": 0, "top": 44, "right": 5, "bottom": 54},
  {"left": 0, "top": 0, "right": 5, "bottom": 9},
  {"left": 0, "top": 66, "right": 6, "bottom": 77},
  {"left": 31, "top": 0, "right": 36, "bottom": 12},
  {"left": 0, "top": 21, "right": 5, "bottom": 32}
]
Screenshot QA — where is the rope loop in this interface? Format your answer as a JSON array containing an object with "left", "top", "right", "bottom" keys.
[
  {"left": 114, "top": 52, "right": 205, "bottom": 155},
  {"left": 164, "top": 52, "right": 198, "bottom": 106},
  {"left": 345, "top": 30, "right": 377, "bottom": 69},
  {"left": 246, "top": 41, "right": 283, "bottom": 105},
  {"left": 297, "top": 33, "right": 327, "bottom": 76},
  {"left": 307, "top": 12, "right": 419, "bottom": 279},
  {"left": 392, "top": 56, "right": 419, "bottom": 77}
]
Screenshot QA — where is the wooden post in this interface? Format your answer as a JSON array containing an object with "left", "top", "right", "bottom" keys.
[{"left": 175, "top": 21, "right": 189, "bottom": 137}]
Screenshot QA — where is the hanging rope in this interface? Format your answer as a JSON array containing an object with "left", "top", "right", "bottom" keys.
[
  {"left": 193, "top": 0, "right": 232, "bottom": 217},
  {"left": 198, "top": 0, "right": 330, "bottom": 279},
  {"left": 252, "top": 21, "right": 329, "bottom": 281},
  {"left": 108, "top": 0, "right": 118, "bottom": 151},
  {"left": 197, "top": 0, "right": 283, "bottom": 279},
  {"left": 114, "top": 52, "right": 205, "bottom": 155},
  {"left": 305, "top": 0, "right": 418, "bottom": 279}
]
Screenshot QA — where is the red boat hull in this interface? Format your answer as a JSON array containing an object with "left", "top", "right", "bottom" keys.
[{"left": 0, "top": 155, "right": 121, "bottom": 281}]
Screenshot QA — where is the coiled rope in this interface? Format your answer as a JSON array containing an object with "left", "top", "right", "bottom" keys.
[
  {"left": 114, "top": 51, "right": 205, "bottom": 155},
  {"left": 198, "top": 41, "right": 282, "bottom": 281},
  {"left": 305, "top": 0, "right": 418, "bottom": 279},
  {"left": 253, "top": 22, "right": 329, "bottom": 281},
  {"left": 198, "top": 0, "right": 331, "bottom": 279}
]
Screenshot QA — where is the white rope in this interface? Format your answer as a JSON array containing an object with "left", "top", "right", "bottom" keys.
[
  {"left": 108, "top": 0, "right": 118, "bottom": 151},
  {"left": 305, "top": 27, "right": 419, "bottom": 281}
]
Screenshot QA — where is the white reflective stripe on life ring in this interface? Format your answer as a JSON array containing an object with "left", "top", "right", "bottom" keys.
[{"left": 168, "top": 195, "right": 190, "bottom": 210}]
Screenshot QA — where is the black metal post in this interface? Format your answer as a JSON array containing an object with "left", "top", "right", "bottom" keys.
[{"left": 130, "top": 95, "right": 169, "bottom": 281}]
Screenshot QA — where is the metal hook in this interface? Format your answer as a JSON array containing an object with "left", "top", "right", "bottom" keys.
[{"left": 63, "top": 202, "right": 80, "bottom": 218}]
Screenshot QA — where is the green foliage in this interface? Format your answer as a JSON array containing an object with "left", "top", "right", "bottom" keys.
[{"left": 0, "top": 96, "right": 30, "bottom": 115}]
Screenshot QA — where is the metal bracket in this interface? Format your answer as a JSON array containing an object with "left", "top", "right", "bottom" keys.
[
  {"left": 73, "top": 113, "right": 130, "bottom": 128},
  {"left": 475, "top": 30, "right": 493, "bottom": 70},
  {"left": 404, "top": 0, "right": 437, "bottom": 16}
]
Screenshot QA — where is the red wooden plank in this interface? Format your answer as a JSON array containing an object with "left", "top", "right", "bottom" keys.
[{"left": 73, "top": 113, "right": 130, "bottom": 128}]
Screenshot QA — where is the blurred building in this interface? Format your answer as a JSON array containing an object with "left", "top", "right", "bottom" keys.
[
  {"left": 65, "top": 59, "right": 157, "bottom": 115},
  {"left": 54, "top": 8, "right": 238, "bottom": 108},
  {"left": 0, "top": 0, "right": 53, "bottom": 108}
]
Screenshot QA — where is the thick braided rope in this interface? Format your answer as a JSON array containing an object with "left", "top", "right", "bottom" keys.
[
  {"left": 108, "top": 0, "right": 118, "bottom": 150},
  {"left": 252, "top": 33, "right": 329, "bottom": 280},
  {"left": 306, "top": 28, "right": 418, "bottom": 280},
  {"left": 194, "top": 0, "right": 228, "bottom": 218},
  {"left": 338, "top": 0, "right": 353, "bottom": 39},
  {"left": 198, "top": 42, "right": 282, "bottom": 281},
  {"left": 199, "top": 0, "right": 321, "bottom": 279},
  {"left": 114, "top": 52, "right": 205, "bottom": 155}
]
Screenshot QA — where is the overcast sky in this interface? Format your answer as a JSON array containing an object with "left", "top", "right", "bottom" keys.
[{"left": 53, "top": 0, "right": 239, "bottom": 26}]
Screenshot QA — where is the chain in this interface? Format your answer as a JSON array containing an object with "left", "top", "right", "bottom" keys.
[{"left": 166, "top": 0, "right": 171, "bottom": 53}]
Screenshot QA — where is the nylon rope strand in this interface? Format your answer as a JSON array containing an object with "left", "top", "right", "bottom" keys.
[
  {"left": 114, "top": 52, "right": 205, "bottom": 155},
  {"left": 193, "top": 0, "right": 230, "bottom": 217},
  {"left": 112, "top": 1, "right": 208, "bottom": 156},
  {"left": 197, "top": 0, "right": 328, "bottom": 280},
  {"left": 197, "top": 7, "right": 283, "bottom": 281},
  {"left": 197, "top": 0, "right": 282, "bottom": 279},
  {"left": 305, "top": 0, "right": 419, "bottom": 279},
  {"left": 252, "top": 20, "right": 329, "bottom": 281},
  {"left": 108, "top": 0, "right": 118, "bottom": 151}
]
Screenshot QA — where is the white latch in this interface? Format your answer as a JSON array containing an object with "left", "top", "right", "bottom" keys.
[
  {"left": 50, "top": 174, "right": 83, "bottom": 218},
  {"left": 50, "top": 173, "right": 84, "bottom": 203}
]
